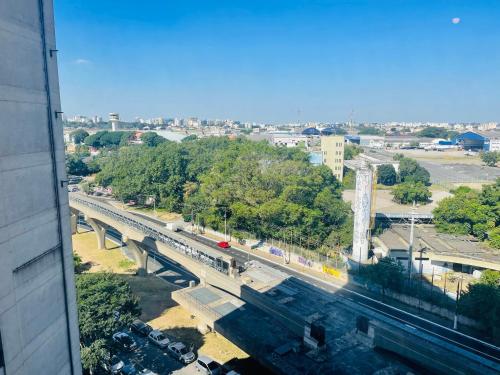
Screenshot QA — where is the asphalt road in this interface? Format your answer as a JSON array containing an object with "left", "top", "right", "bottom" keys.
[{"left": 78, "top": 201, "right": 500, "bottom": 365}]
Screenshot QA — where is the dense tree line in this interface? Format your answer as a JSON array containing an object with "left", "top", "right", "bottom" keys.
[
  {"left": 433, "top": 181, "right": 500, "bottom": 248},
  {"left": 96, "top": 137, "right": 352, "bottom": 250},
  {"left": 415, "top": 126, "right": 458, "bottom": 139},
  {"left": 84, "top": 130, "right": 135, "bottom": 149}
]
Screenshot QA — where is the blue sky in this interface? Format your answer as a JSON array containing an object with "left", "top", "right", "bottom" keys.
[{"left": 55, "top": 0, "right": 500, "bottom": 123}]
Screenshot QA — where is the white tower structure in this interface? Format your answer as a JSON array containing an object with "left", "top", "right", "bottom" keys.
[
  {"left": 352, "top": 161, "right": 373, "bottom": 263},
  {"left": 109, "top": 112, "right": 120, "bottom": 131}
]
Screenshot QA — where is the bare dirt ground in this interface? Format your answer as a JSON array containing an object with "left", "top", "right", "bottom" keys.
[
  {"left": 343, "top": 188, "right": 452, "bottom": 214},
  {"left": 72, "top": 232, "right": 249, "bottom": 366}
]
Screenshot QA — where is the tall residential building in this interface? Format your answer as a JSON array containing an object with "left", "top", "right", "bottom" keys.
[
  {"left": 321, "top": 135, "right": 345, "bottom": 181},
  {"left": 0, "top": 1, "right": 81, "bottom": 374}
]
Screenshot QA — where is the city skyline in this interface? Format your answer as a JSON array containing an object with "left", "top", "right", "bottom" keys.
[{"left": 56, "top": 0, "right": 500, "bottom": 123}]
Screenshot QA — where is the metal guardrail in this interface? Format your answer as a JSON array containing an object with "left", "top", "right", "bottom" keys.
[{"left": 70, "top": 195, "right": 230, "bottom": 275}]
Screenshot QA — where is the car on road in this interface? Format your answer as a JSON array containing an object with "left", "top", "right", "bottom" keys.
[
  {"left": 196, "top": 355, "right": 222, "bottom": 375},
  {"left": 120, "top": 363, "right": 159, "bottom": 375},
  {"left": 217, "top": 241, "right": 230, "bottom": 249},
  {"left": 147, "top": 329, "right": 170, "bottom": 348},
  {"left": 102, "top": 355, "right": 125, "bottom": 374},
  {"left": 129, "top": 319, "right": 153, "bottom": 336},
  {"left": 112, "top": 332, "right": 138, "bottom": 351},
  {"left": 167, "top": 342, "right": 196, "bottom": 364}
]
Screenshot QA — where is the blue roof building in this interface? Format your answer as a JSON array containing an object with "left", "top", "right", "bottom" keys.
[{"left": 453, "top": 131, "right": 489, "bottom": 150}]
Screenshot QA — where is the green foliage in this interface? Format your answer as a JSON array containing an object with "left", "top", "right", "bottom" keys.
[
  {"left": 377, "top": 164, "right": 397, "bottom": 186},
  {"left": 73, "top": 252, "right": 83, "bottom": 274},
  {"left": 364, "top": 257, "right": 405, "bottom": 293},
  {"left": 66, "top": 155, "right": 89, "bottom": 176},
  {"left": 415, "top": 126, "right": 458, "bottom": 139},
  {"left": 141, "top": 132, "right": 166, "bottom": 147},
  {"left": 84, "top": 131, "right": 134, "bottom": 149},
  {"left": 459, "top": 271, "right": 500, "bottom": 343},
  {"left": 433, "top": 180, "right": 499, "bottom": 246},
  {"left": 357, "top": 126, "right": 384, "bottom": 136},
  {"left": 398, "top": 157, "right": 430, "bottom": 184},
  {"left": 96, "top": 137, "right": 351, "bottom": 249},
  {"left": 393, "top": 153, "right": 405, "bottom": 161},
  {"left": 118, "top": 259, "right": 136, "bottom": 270},
  {"left": 392, "top": 182, "right": 431, "bottom": 204},
  {"left": 181, "top": 134, "right": 198, "bottom": 142},
  {"left": 481, "top": 151, "right": 499, "bottom": 167},
  {"left": 76, "top": 273, "right": 140, "bottom": 346},
  {"left": 71, "top": 129, "right": 89, "bottom": 144},
  {"left": 344, "top": 144, "right": 363, "bottom": 160},
  {"left": 342, "top": 169, "right": 356, "bottom": 189},
  {"left": 81, "top": 339, "right": 108, "bottom": 374}
]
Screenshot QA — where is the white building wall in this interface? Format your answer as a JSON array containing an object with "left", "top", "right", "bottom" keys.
[{"left": 0, "top": 1, "right": 81, "bottom": 374}]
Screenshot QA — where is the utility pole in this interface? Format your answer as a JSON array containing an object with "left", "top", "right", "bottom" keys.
[
  {"left": 224, "top": 208, "right": 227, "bottom": 241},
  {"left": 407, "top": 201, "right": 416, "bottom": 280}
]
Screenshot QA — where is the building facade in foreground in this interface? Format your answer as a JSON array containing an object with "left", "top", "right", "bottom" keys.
[{"left": 0, "top": 1, "right": 81, "bottom": 374}]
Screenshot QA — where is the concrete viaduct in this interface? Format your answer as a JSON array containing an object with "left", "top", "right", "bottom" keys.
[{"left": 68, "top": 193, "right": 500, "bottom": 375}]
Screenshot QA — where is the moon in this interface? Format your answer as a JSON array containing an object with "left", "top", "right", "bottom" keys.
[{"left": 452, "top": 17, "right": 461, "bottom": 24}]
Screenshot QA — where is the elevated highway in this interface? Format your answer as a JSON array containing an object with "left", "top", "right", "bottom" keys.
[{"left": 69, "top": 193, "right": 500, "bottom": 374}]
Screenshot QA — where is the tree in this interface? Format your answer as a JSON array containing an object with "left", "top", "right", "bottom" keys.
[
  {"left": 458, "top": 270, "right": 500, "bottom": 343},
  {"left": 81, "top": 339, "right": 108, "bottom": 375},
  {"left": 392, "top": 182, "right": 431, "bottom": 204},
  {"left": 73, "top": 252, "right": 83, "bottom": 274},
  {"left": 481, "top": 151, "right": 499, "bottom": 167},
  {"left": 398, "top": 157, "right": 430, "bottom": 184},
  {"left": 344, "top": 144, "right": 363, "bottom": 160},
  {"left": 76, "top": 273, "right": 140, "bottom": 346},
  {"left": 182, "top": 134, "right": 198, "bottom": 142},
  {"left": 415, "top": 126, "right": 457, "bottom": 139},
  {"left": 488, "top": 227, "right": 500, "bottom": 249},
  {"left": 377, "top": 164, "right": 397, "bottom": 186},
  {"left": 358, "top": 126, "right": 384, "bottom": 136},
  {"left": 66, "top": 155, "right": 89, "bottom": 176},
  {"left": 141, "top": 132, "right": 166, "bottom": 147},
  {"left": 433, "top": 185, "right": 497, "bottom": 239},
  {"left": 365, "top": 257, "right": 405, "bottom": 294},
  {"left": 71, "top": 129, "right": 89, "bottom": 144}
]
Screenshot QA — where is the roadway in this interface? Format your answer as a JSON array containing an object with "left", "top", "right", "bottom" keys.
[{"left": 75, "top": 196, "right": 500, "bottom": 364}]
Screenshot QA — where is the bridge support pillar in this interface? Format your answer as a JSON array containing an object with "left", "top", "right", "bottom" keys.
[
  {"left": 123, "top": 236, "right": 148, "bottom": 276},
  {"left": 85, "top": 216, "right": 106, "bottom": 249},
  {"left": 70, "top": 214, "right": 77, "bottom": 235}
]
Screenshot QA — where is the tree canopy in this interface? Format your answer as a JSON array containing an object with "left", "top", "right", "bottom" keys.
[
  {"left": 433, "top": 180, "right": 499, "bottom": 247},
  {"left": 96, "top": 137, "right": 352, "bottom": 250},
  {"left": 398, "top": 157, "right": 430, "bottom": 185},
  {"left": 71, "top": 129, "right": 89, "bottom": 144},
  {"left": 344, "top": 144, "right": 363, "bottom": 160},
  {"left": 481, "top": 151, "right": 499, "bottom": 167},
  {"left": 141, "top": 132, "right": 166, "bottom": 147},
  {"left": 66, "top": 155, "right": 89, "bottom": 176},
  {"left": 392, "top": 181, "right": 431, "bottom": 204},
  {"left": 377, "top": 164, "right": 397, "bottom": 186},
  {"left": 76, "top": 273, "right": 140, "bottom": 346},
  {"left": 84, "top": 130, "right": 134, "bottom": 149},
  {"left": 459, "top": 270, "right": 500, "bottom": 344},
  {"left": 415, "top": 127, "right": 458, "bottom": 139}
]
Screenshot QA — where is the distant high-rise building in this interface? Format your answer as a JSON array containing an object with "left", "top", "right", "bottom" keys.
[
  {"left": 0, "top": 1, "right": 81, "bottom": 374},
  {"left": 320, "top": 135, "right": 345, "bottom": 181},
  {"left": 109, "top": 112, "right": 120, "bottom": 131}
]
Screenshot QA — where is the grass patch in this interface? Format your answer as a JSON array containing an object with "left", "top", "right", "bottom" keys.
[{"left": 118, "top": 258, "right": 136, "bottom": 271}]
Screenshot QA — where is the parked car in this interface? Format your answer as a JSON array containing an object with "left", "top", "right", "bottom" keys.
[
  {"left": 196, "top": 356, "right": 222, "bottom": 375},
  {"left": 129, "top": 319, "right": 153, "bottom": 336},
  {"left": 167, "top": 342, "right": 196, "bottom": 364},
  {"left": 147, "top": 330, "right": 170, "bottom": 348},
  {"left": 102, "top": 355, "right": 124, "bottom": 374},
  {"left": 217, "top": 241, "right": 230, "bottom": 249},
  {"left": 112, "top": 332, "right": 138, "bottom": 351},
  {"left": 120, "top": 363, "right": 138, "bottom": 375}
]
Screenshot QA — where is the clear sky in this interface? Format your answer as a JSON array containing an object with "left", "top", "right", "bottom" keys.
[{"left": 55, "top": 0, "right": 500, "bottom": 123}]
